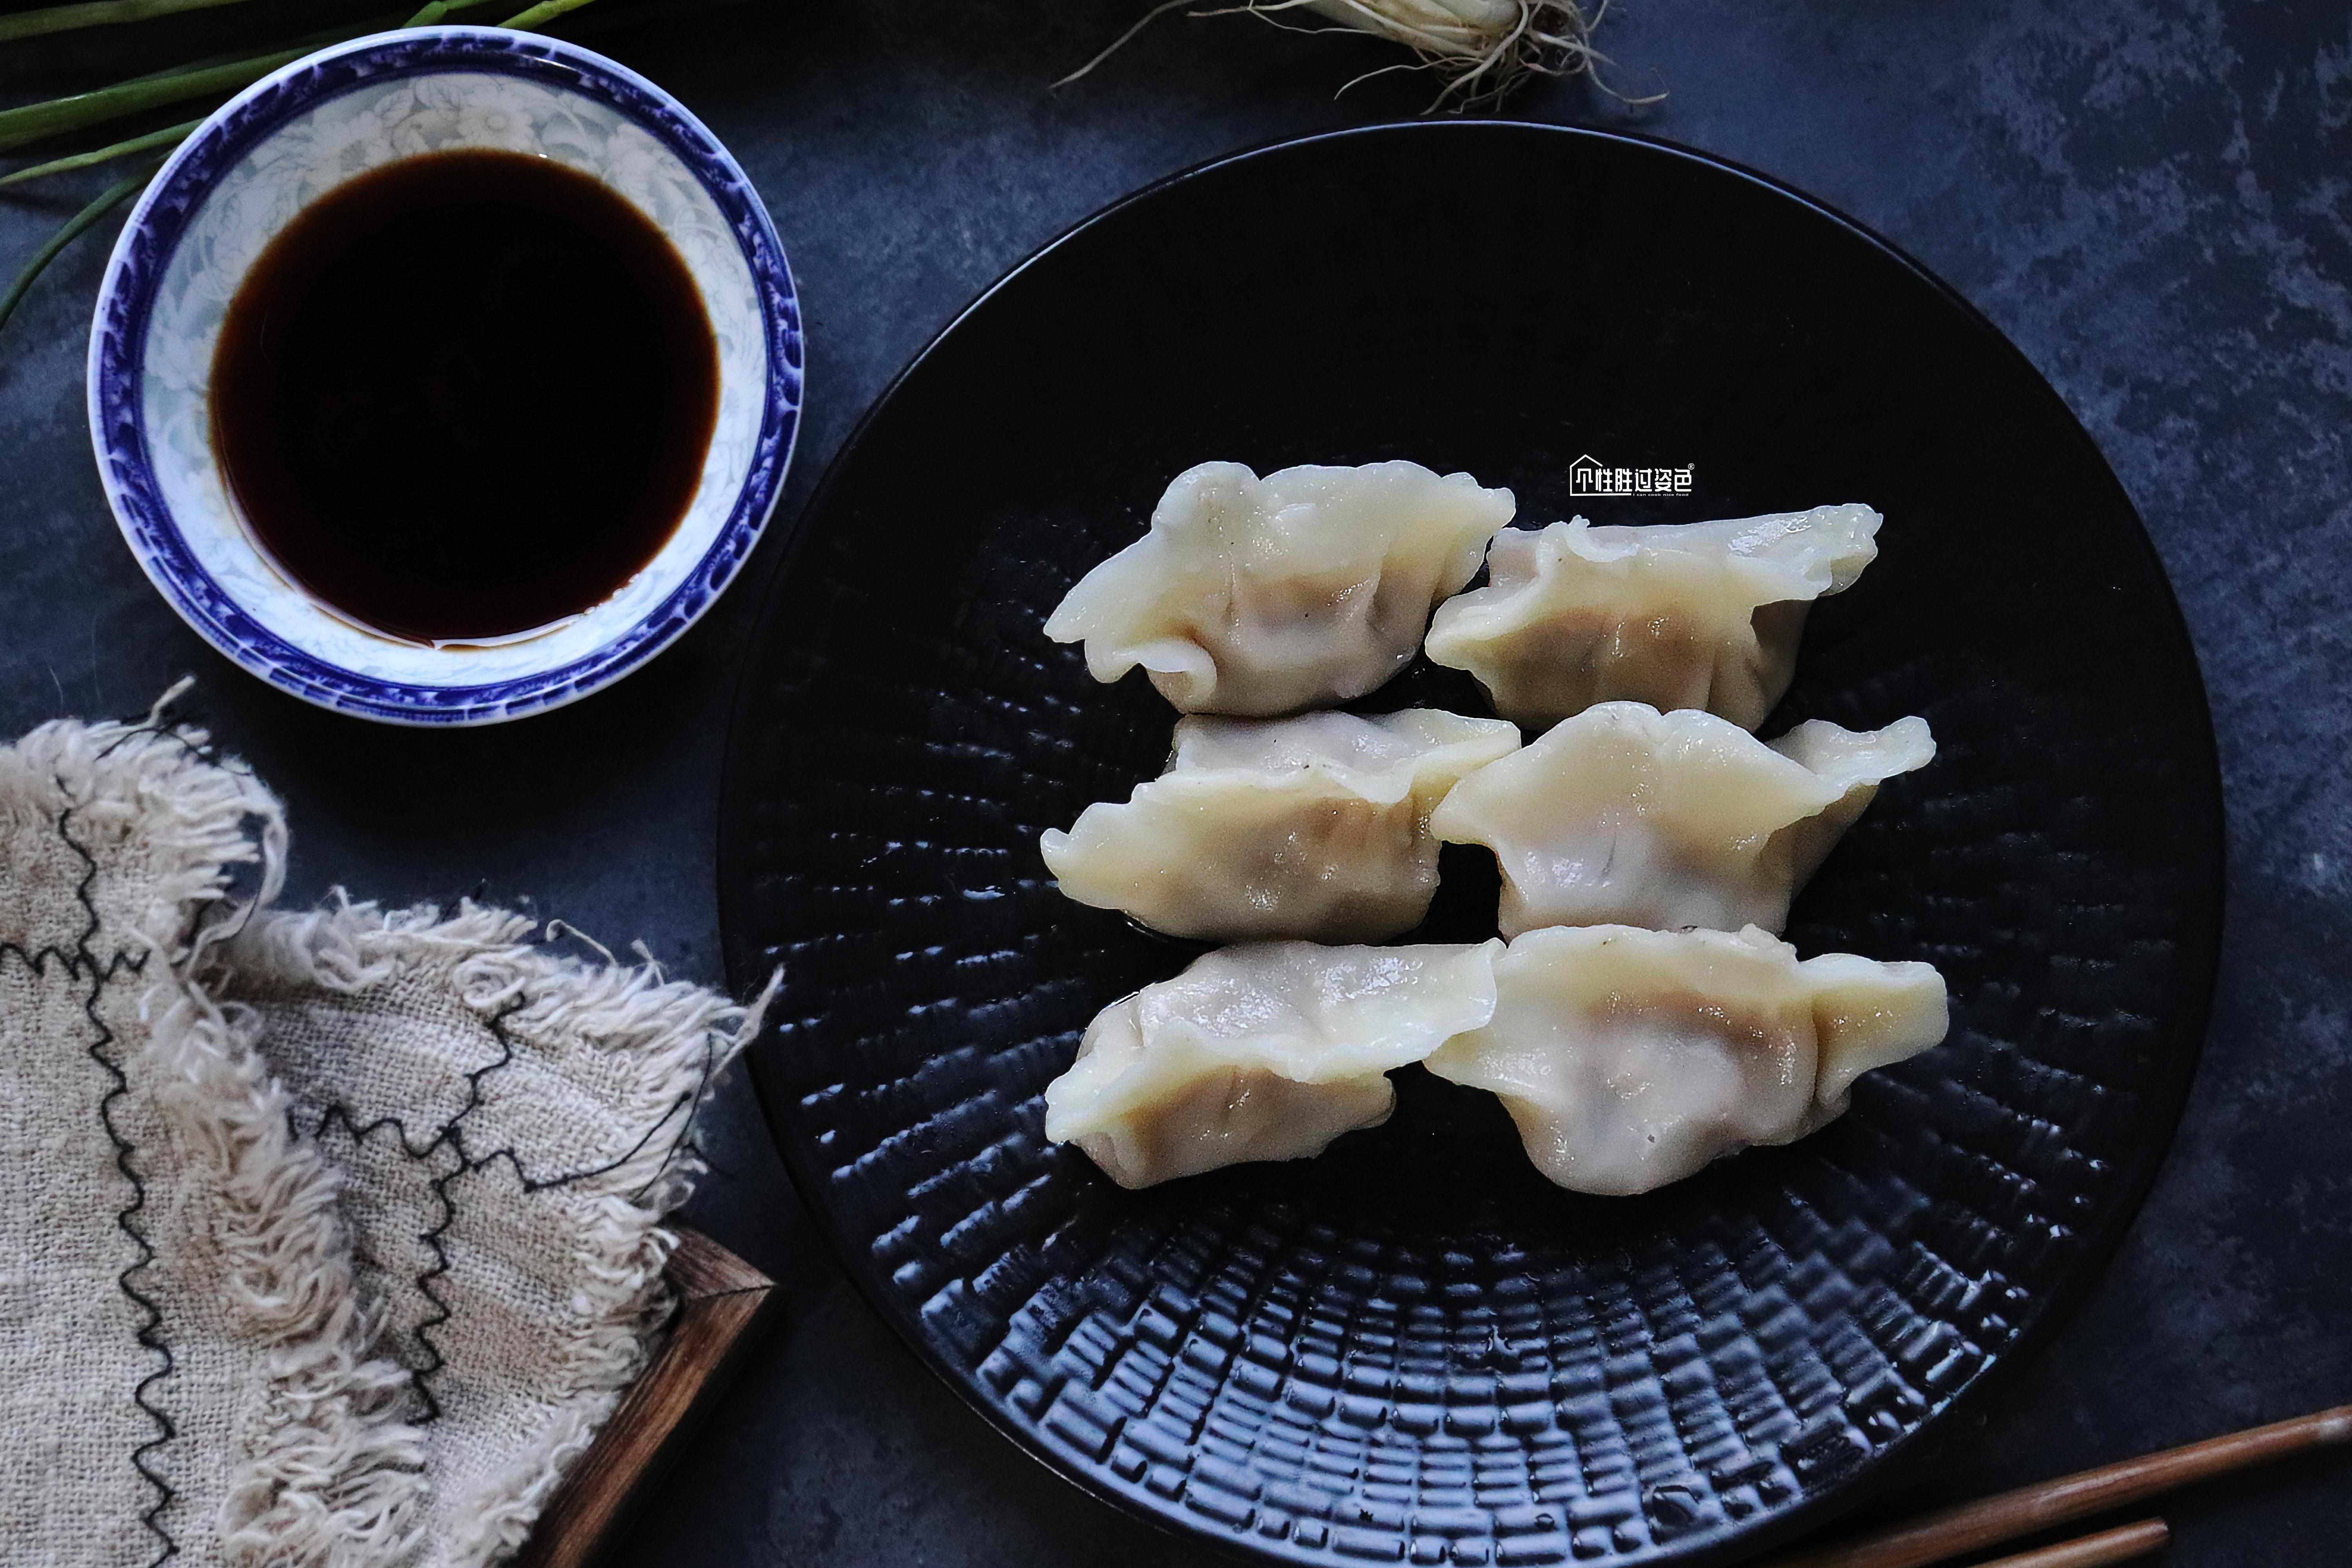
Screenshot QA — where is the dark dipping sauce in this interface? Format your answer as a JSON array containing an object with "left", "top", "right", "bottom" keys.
[{"left": 210, "top": 148, "right": 720, "bottom": 644}]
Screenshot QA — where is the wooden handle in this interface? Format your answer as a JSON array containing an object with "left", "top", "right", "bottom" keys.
[
  {"left": 1769, "top": 1404, "right": 2352, "bottom": 1568},
  {"left": 1976, "top": 1519, "right": 2170, "bottom": 1568}
]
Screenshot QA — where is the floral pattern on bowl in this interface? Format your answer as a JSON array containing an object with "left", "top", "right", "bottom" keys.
[{"left": 89, "top": 26, "right": 802, "bottom": 725}]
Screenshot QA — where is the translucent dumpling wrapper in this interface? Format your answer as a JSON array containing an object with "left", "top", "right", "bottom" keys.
[
  {"left": 1425, "top": 506, "right": 1882, "bottom": 733},
  {"left": 1425, "top": 924, "right": 1949, "bottom": 1196},
  {"left": 1040, "top": 708, "right": 1521, "bottom": 943},
  {"left": 1044, "top": 460, "right": 1515, "bottom": 716},
  {"left": 1430, "top": 701, "right": 1935, "bottom": 937},
  {"left": 1044, "top": 940, "right": 1503, "bottom": 1188}
]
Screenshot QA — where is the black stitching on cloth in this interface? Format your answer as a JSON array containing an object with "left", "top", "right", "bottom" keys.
[
  {"left": 90, "top": 700, "right": 213, "bottom": 766},
  {"left": 294, "top": 998, "right": 720, "bottom": 1422},
  {"left": 619, "top": 1019, "right": 722, "bottom": 1206},
  {"left": 292, "top": 999, "right": 527, "bottom": 1423},
  {"left": 300, "top": 1106, "right": 459, "bottom": 1417},
  {"left": 401, "top": 1000, "right": 525, "bottom": 1421},
  {"left": 0, "top": 801, "right": 180, "bottom": 1564}
]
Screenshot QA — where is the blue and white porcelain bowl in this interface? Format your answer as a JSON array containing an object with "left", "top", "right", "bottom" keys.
[{"left": 88, "top": 27, "right": 802, "bottom": 725}]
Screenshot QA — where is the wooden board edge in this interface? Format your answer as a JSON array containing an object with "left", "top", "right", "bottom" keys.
[
  {"left": 665, "top": 1223, "right": 774, "bottom": 1299},
  {"left": 513, "top": 1223, "right": 779, "bottom": 1568}
]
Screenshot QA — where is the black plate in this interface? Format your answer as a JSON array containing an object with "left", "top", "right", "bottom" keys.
[{"left": 719, "top": 123, "right": 2223, "bottom": 1566}]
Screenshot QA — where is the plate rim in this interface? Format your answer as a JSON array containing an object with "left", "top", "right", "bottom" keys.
[{"left": 718, "top": 117, "right": 2226, "bottom": 1566}]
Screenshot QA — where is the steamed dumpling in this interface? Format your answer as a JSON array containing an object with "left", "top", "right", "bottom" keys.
[
  {"left": 1040, "top": 708, "right": 1520, "bottom": 943},
  {"left": 1045, "top": 460, "right": 1514, "bottom": 716},
  {"left": 1425, "top": 506, "right": 1882, "bottom": 733},
  {"left": 1425, "top": 924, "right": 1948, "bottom": 1195},
  {"left": 1044, "top": 940, "right": 1502, "bottom": 1187},
  {"left": 1430, "top": 701, "right": 1935, "bottom": 937}
]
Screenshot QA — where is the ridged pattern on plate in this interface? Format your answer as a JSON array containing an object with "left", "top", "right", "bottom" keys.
[{"left": 721, "top": 125, "right": 2221, "bottom": 1566}]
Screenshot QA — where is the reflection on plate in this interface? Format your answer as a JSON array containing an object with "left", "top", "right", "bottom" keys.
[{"left": 719, "top": 123, "right": 2222, "bottom": 1566}]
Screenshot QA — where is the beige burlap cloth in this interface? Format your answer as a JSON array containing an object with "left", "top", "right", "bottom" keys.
[{"left": 0, "top": 696, "right": 768, "bottom": 1567}]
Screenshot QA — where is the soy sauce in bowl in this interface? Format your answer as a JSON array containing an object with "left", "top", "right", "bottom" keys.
[{"left": 209, "top": 147, "right": 720, "bottom": 645}]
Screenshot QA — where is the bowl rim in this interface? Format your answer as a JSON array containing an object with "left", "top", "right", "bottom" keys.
[{"left": 85, "top": 24, "right": 803, "bottom": 727}]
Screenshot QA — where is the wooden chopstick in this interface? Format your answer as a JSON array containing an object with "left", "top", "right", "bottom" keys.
[
  {"left": 1766, "top": 1403, "right": 2352, "bottom": 1568},
  {"left": 1975, "top": 1519, "right": 2169, "bottom": 1568}
]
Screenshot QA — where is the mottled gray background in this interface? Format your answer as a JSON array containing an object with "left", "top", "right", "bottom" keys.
[{"left": 2, "top": 1, "right": 2347, "bottom": 1563}]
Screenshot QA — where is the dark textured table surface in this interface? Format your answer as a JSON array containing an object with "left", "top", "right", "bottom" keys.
[{"left": 3, "top": 3, "right": 2347, "bottom": 1564}]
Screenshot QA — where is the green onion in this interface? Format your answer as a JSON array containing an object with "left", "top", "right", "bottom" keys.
[
  {"left": 0, "top": 8, "right": 419, "bottom": 158},
  {"left": 114, "top": 13, "right": 383, "bottom": 83},
  {"left": 403, "top": 0, "right": 505, "bottom": 27},
  {"left": 0, "top": 154, "right": 162, "bottom": 331},
  {"left": 0, "top": 118, "right": 200, "bottom": 187},
  {"left": 497, "top": 0, "right": 599, "bottom": 29},
  {"left": 0, "top": 49, "right": 305, "bottom": 154},
  {"left": 0, "top": 0, "right": 261, "bottom": 45}
]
